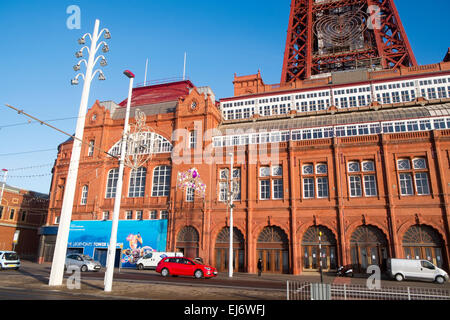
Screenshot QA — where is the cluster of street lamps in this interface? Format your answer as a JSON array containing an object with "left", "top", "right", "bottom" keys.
[{"left": 49, "top": 19, "right": 113, "bottom": 288}]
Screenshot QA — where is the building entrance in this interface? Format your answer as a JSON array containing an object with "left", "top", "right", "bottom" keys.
[
  {"left": 256, "top": 226, "right": 289, "bottom": 274},
  {"left": 215, "top": 227, "right": 245, "bottom": 272}
]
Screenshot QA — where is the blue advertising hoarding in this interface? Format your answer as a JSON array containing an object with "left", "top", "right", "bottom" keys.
[{"left": 68, "top": 220, "right": 168, "bottom": 268}]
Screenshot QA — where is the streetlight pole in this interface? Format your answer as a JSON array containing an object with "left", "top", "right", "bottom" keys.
[
  {"left": 104, "top": 70, "right": 135, "bottom": 292},
  {"left": 49, "top": 19, "right": 110, "bottom": 287},
  {"left": 0, "top": 169, "right": 8, "bottom": 205},
  {"left": 228, "top": 152, "right": 234, "bottom": 278},
  {"left": 319, "top": 231, "right": 323, "bottom": 283}
]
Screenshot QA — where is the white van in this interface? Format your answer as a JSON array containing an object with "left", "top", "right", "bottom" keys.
[
  {"left": 388, "top": 258, "right": 449, "bottom": 284},
  {"left": 0, "top": 251, "right": 21, "bottom": 270},
  {"left": 136, "top": 252, "right": 183, "bottom": 270}
]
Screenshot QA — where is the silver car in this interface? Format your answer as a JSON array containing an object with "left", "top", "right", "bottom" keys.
[{"left": 65, "top": 254, "right": 101, "bottom": 272}]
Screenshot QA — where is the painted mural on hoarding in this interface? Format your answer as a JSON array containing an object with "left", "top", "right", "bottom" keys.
[{"left": 68, "top": 220, "right": 168, "bottom": 268}]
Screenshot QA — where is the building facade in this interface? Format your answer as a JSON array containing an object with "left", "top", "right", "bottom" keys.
[
  {"left": 0, "top": 182, "right": 48, "bottom": 260},
  {"left": 41, "top": 1, "right": 450, "bottom": 275}
]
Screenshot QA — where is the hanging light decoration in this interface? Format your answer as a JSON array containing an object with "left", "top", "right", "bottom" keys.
[{"left": 177, "top": 168, "right": 206, "bottom": 198}]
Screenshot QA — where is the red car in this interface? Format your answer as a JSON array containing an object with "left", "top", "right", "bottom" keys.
[{"left": 155, "top": 257, "right": 218, "bottom": 279}]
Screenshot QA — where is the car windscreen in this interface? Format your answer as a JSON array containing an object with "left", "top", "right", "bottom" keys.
[
  {"left": 81, "top": 255, "right": 93, "bottom": 261},
  {"left": 4, "top": 253, "right": 18, "bottom": 261}
]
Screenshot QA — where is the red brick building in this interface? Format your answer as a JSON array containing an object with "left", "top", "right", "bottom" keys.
[
  {"left": 42, "top": 1, "right": 450, "bottom": 275},
  {"left": 0, "top": 182, "right": 48, "bottom": 260}
]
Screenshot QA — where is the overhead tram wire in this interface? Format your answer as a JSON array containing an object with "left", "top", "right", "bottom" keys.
[
  {"left": 0, "top": 116, "right": 79, "bottom": 129},
  {"left": 4, "top": 104, "right": 119, "bottom": 160},
  {"left": 0, "top": 148, "right": 56, "bottom": 157}
]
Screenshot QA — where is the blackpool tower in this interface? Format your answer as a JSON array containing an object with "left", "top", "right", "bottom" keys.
[{"left": 281, "top": 0, "right": 417, "bottom": 83}]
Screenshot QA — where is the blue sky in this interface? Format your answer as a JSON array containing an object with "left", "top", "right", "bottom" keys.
[{"left": 0, "top": 0, "right": 449, "bottom": 194}]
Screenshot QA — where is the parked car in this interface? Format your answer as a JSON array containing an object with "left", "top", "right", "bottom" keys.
[
  {"left": 65, "top": 254, "right": 101, "bottom": 272},
  {"left": 155, "top": 257, "right": 218, "bottom": 279},
  {"left": 0, "top": 251, "right": 20, "bottom": 270},
  {"left": 136, "top": 252, "right": 183, "bottom": 270},
  {"left": 387, "top": 258, "right": 449, "bottom": 284}
]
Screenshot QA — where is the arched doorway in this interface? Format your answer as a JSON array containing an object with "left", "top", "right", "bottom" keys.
[
  {"left": 176, "top": 226, "right": 199, "bottom": 258},
  {"left": 402, "top": 224, "right": 446, "bottom": 269},
  {"left": 350, "top": 225, "right": 388, "bottom": 273},
  {"left": 256, "top": 226, "right": 289, "bottom": 274},
  {"left": 302, "top": 226, "right": 337, "bottom": 271},
  {"left": 215, "top": 227, "right": 245, "bottom": 272}
]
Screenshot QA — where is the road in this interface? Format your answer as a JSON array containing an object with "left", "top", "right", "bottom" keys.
[
  {"left": 0, "top": 261, "right": 449, "bottom": 300},
  {"left": 16, "top": 261, "right": 450, "bottom": 289}
]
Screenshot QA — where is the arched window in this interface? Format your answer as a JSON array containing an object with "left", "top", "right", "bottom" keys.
[
  {"left": 257, "top": 226, "right": 289, "bottom": 274},
  {"left": 350, "top": 225, "right": 388, "bottom": 272},
  {"left": 105, "top": 168, "right": 119, "bottom": 199},
  {"left": 215, "top": 227, "right": 245, "bottom": 272},
  {"left": 402, "top": 224, "right": 445, "bottom": 268},
  {"left": 302, "top": 226, "right": 337, "bottom": 270},
  {"left": 152, "top": 166, "right": 171, "bottom": 197},
  {"left": 80, "top": 185, "right": 88, "bottom": 205},
  {"left": 128, "top": 167, "right": 147, "bottom": 198},
  {"left": 176, "top": 226, "right": 199, "bottom": 258}
]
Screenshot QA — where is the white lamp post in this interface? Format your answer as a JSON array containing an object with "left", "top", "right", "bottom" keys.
[
  {"left": 228, "top": 152, "right": 234, "bottom": 278},
  {"left": 49, "top": 19, "right": 110, "bottom": 287},
  {"left": 104, "top": 70, "right": 135, "bottom": 292}
]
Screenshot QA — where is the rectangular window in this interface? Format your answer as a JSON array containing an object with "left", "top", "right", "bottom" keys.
[
  {"left": 415, "top": 173, "right": 430, "bottom": 195},
  {"left": 0, "top": 206, "right": 3, "bottom": 219},
  {"left": 301, "top": 101, "right": 308, "bottom": 112},
  {"left": 129, "top": 168, "right": 146, "bottom": 198},
  {"left": 399, "top": 173, "right": 414, "bottom": 196},
  {"left": 136, "top": 210, "right": 143, "bottom": 220},
  {"left": 382, "top": 92, "right": 391, "bottom": 104},
  {"left": 126, "top": 211, "right": 133, "bottom": 220},
  {"left": 427, "top": 88, "right": 437, "bottom": 99},
  {"left": 392, "top": 92, "right": 400, "bottom": 103},
  {"left": 363, "top": 175, "right": 377, "bottom": 197},
  {"left": 303, "top": 178, "right": 314, "bottom": 199},
  {"left": 317, "top": 177, "right": 328, "bottom": 198},
  {"left": 401, "top": 90, "right": 410, "bottom": 102},
  {"left": 437, "top": 87, "right": 447, "bottom": 99},
  {"left": 152, "top": 166, "right": 171, "bottom": 197},
  {"left": 21, "top": 211, "right": 27, "bottom": 222},
  {"left": 80, "top": 185, "right": 88, "bottom": 205},
  {"left": 160, "top": 210, "right": 168, "bottom": 220},
  {"left": 88, "top": 140, "right": 95, "bottom": 157},
  {"left": 272, "top": 179, "right": 283, "bottom": 199},
  {"left": 149, "top": 210, "right": 157, "bottom": 220},
  {"left": 190, "top": 131, "right": 197, "bottom": 149},
  {"left": 102, "top": 211, "right": 110, "bottom": 220},
  {"left": 186, "top": 187, "right": 195, "bottom": 202},
  {"left": 219, "top": 182, "right": 228, "bottom": 202},
  {"left": 349, "top": 176, "right": 362, "bottom": 197},
  {"left": 358, "top": 95, "right": 366, "bottom": 106},
  {"left": 106, "top": 168, "right": 119, "bottom": 199},
  {"left": 260, "top": 180, "right": 270, "bottom": 200}
]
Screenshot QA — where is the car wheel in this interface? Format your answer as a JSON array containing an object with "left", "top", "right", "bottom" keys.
[
  {"left": 161, "top": 268, "right": 170, "bottom": 277},
  {"left": 395, "top": 273, "right": 404, "bottom": 282},
  {"left": 138, "top": 264, "right": 145, "bottom": 270},
  {"left": 81, "top": 265, "right": 88, "bottom": 272},
  {"left": 435, "top": 276, "right": 445, "bottom": 284},
  {"left": 194, "top": 270, "right": 204, "bottom": 279}
]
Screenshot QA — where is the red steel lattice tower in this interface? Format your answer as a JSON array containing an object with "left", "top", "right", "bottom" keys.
[{"left": 281, "top": 0, "right": 417, "bottom": 83}]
